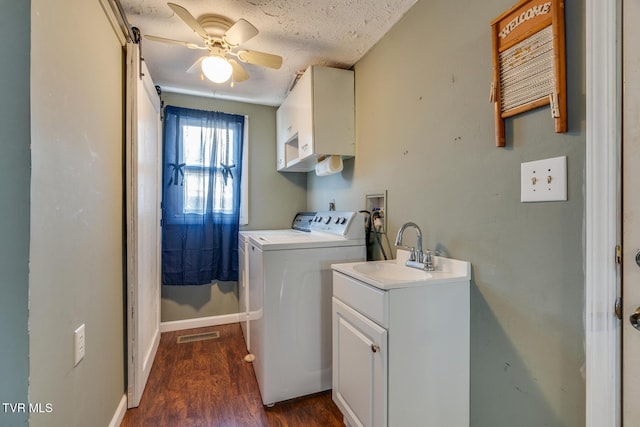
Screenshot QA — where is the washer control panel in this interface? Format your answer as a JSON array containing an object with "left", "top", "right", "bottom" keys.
[
  {"left": 291, "top": 212, "right": 317, "bottom": 232},
  {"left": 310, "top": 211, "right": 358, "bottom": 236}
]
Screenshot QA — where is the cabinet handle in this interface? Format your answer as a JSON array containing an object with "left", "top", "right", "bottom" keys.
[{"left": 371, "top": 344, "right": 380, "bottom": 353}]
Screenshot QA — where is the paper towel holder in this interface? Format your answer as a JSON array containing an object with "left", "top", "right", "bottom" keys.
[{"left": 315, "top": 155, "right": 343, "bottom": 176}]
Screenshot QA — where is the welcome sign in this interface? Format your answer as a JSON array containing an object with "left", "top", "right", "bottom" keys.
[{"left": 490, "top": 0, "right": 566, "bottom": 147}]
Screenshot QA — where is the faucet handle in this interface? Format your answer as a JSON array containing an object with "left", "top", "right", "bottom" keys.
[
  {"left": 422, "top": 249, "right": 435, "bottom": 271},
  {"left": 408, "top": 247, "right": 417, "bottom": 261}
]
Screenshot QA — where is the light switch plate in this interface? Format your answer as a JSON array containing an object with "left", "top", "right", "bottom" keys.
[
  {"left": 521, "top": 156, "right": 567, "bottom": 202},
  {"left": 74, "top": 324, "right": 85, "bottom": 366}
]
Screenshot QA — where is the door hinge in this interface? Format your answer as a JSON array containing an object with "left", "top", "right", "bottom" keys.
[
  {"left": 615, "top": 244, "right": 622, "bottom": 265},
  {"left": 615, "top": 297, "right": 623, "bottom": 320}
]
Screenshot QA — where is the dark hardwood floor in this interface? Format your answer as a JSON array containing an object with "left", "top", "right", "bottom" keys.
[{"left": 121, "top": 323, "right": 345, "bottom": 427}]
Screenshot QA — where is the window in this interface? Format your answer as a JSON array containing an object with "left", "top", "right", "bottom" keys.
[
  {"left": 163, "top": 107, "right": 248, "bottom": 225},
  {"left": 162, "top": 105, "right": 248, "bottom": 285},
  {"left": 182, "top": 124, "right": 235, "bottom": 214}
]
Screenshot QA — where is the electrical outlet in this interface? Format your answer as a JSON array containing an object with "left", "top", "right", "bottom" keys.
[
  {"left": 521, "top": 156, "right": 567, "bottom": 202},
  {"left": 74, "top": 324, "right": 85, "bottom": 366}
]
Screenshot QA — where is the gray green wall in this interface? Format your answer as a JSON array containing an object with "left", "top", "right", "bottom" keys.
[
  {"left": 159, "top": 92, "right": 307, "bottom": 322},
  {"left": 0, "top": 1, "right": 30, "bottom": 426},
  {"left": 2, "top": 0, "right": 587, "bottom": 425},
  {"left": 307, "top": 0, "right": 586, "bottom": 426},
  {"left": 29, "top": 1, "right": 125, "bottom": 425}
]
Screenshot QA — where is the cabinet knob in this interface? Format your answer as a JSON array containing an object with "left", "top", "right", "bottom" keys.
[{"left": 371, "top": 344, "right": 380, "bottom": 353}]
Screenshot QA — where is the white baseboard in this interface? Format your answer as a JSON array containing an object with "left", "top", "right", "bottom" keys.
[
  {"left": 160, "top": 313, "right": 240, "bottom": 333},
  {"left": 108, "top": 394, "right": 127, "bottom": 427}
]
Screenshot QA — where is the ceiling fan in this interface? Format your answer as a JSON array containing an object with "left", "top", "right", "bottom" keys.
[{"left": 145, "top": 2, "right": 283, "bottom": 85}]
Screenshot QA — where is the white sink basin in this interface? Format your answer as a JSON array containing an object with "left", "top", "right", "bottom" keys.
[
  {"left": 353, "top": 262, "right": 432, "bottom": 282},
  {"left": 332, "top": 252, "right": 471, "bottom": 290}
]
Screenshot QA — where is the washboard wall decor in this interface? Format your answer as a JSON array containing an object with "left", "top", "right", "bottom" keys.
[{"left": 490, "top": 0, "right": 566, "bottom": 147}]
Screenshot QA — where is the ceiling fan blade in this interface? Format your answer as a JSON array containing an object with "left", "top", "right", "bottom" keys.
[
  {"left": 145, "top": 35, "right": 207, "bottom": 50},
  {"left": 224, "top": 19, "right": 258, "bottom": 46},
  {"left": 228, "top": 59, "right": 249, "bottom": 82},
  {"left": 237, "top": 50, "right": 283, "bottom": 69},
  {"left": 167, "top": 2, "right": 209, "bottom": 40},
  {"left": 186, "top": 56, "right": 204, "bottom": 74}
]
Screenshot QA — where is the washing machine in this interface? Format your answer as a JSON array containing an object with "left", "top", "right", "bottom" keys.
[
  {"left": 237, "top": 212, "right": 317, "bottom": 353},
  {"left": 247, "top": 211, "right": 366, "bottom": 406}
]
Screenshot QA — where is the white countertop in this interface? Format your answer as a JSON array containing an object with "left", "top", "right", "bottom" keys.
[{"left": 331, "top": 250, "right": 470, "bottom": 290}]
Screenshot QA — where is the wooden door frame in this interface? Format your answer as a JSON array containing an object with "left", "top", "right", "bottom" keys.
[{"left": 585, "top": 0, "right": 622, "bottom": 426}]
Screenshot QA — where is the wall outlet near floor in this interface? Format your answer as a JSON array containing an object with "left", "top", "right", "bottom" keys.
[
  {"left": 74, "top": 324, "right": 85, "bottom": 366},
  {"left": 521, "top": 156, "right": 567, "bottom": 202}
]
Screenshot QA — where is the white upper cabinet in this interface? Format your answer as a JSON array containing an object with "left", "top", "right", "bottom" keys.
[{"left": 276, "top": 66, "right": 355, "bottom": 172}]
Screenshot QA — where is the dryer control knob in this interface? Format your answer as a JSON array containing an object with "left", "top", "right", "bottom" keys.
[{"left": 324, "top": 216, "right": 332, "bottom": 224}]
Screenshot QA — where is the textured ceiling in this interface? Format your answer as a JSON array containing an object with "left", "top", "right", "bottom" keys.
[{"left": 121, "top": 0, "right": 417, "bottom": 106}]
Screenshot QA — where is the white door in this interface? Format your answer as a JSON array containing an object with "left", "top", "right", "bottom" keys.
[
  {"left": 126, "top": 42, "right": 162, "bottom": 408},
  {"left": 623, "top": 0, "right": 640, "bottom": 423},
  {"left": 332, "top": 298, "right": 387, "bottom": 427}
]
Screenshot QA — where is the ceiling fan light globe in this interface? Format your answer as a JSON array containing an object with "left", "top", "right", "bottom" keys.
[{"left": 201, "top": 55, "right": 233, "bottom": 83}]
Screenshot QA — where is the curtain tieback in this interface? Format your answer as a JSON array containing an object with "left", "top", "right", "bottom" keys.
[
  {"left": 167, "top": 162, "right": 186, "bottom": 186},
  {"left": 221, "top": 162, "right": 235, "bottom": 185}
]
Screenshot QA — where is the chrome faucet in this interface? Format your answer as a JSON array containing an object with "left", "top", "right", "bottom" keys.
[
  {"left": 395, "top": 222, "right": 423, "bottom": 262},
  {"left": 395, "top": 222, "right": 435, "bottom": 271}
]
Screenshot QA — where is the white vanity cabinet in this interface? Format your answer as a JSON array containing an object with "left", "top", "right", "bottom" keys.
[
  {"left": 331, "top": 264, "right": 470, "bottom": 427},
  {"left": 276, "top": 65, "right": 354, "bottom": 172},
  {"left": 333, "top": 289, "right": 388, "bottom": 427}
]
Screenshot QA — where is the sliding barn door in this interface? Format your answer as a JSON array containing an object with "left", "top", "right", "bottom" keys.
[{"left": 126, "top": 42, "right": 162, "bottom": 408}]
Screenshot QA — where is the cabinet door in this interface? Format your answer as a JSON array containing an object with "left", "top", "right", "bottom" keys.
[
  {"left": 295, "top": 69, "right": 314, "bottom": 160},
  {"left": 276, "top": 106, "right": 286, "bottom": 170},
  {"left": 333, "top": 298, "right": 387, "bottom": 427},
  {"left": 275, "top": 101, "right": 289, "bottom": 170}
]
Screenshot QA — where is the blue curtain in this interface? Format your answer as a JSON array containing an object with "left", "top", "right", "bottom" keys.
[{"left": 162, "top": 105, "right": 244, "bottom": 285}]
